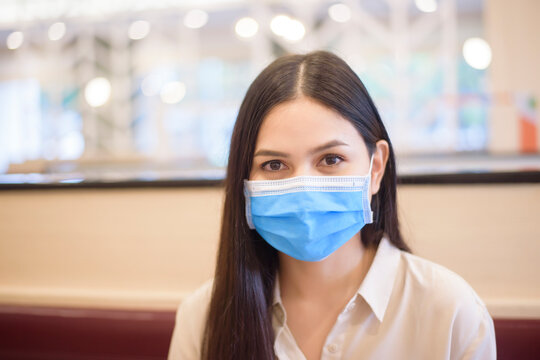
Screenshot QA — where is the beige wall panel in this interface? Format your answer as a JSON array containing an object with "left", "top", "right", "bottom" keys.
[
  {"left": 0, "top": 184, "right": 539, "bottom": 318},
  {"left": 0, "top": 188, "right": 223, "bottom": 309}
]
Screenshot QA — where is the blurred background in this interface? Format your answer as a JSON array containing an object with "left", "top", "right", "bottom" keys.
[
  {"left": 0, "top": 0, "right": 538, "bottom": 181},
  {"left": 1, "top": 1, "right": 539, "bottom": 359}
]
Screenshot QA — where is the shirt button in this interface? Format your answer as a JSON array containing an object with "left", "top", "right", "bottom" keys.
[{"left": 326, "top": 343, "right": 338, "bottom": 353}]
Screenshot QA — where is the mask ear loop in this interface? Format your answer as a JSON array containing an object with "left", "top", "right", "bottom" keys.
[
  {"left": 367, "top": 154, "right": 374, "bottom": 196},
  {"left": 368, "top": 154, "right": 380, "bottom": 224}
]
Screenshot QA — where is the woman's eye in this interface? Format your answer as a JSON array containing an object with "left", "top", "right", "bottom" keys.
[
  {"left": 262, "top": 160, "right": 286, "bottom": 171},
  {"left": 321, "top": 154, "right": 343, "bottom": 166}
]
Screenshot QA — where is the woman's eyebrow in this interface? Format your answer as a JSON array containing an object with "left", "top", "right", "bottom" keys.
[
  {"left": 253, "top": 149, "right": 290, "bottom": 158},
  {"left": 310, "top": 140, "right": 349, "bottom": 154},
  {"left": 253, "top": 140, "right": 349, "bottom": 158}
]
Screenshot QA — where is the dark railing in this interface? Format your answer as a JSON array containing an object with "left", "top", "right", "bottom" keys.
[{"left": 0, "top": 305, "right": 539, "bottom": 360}]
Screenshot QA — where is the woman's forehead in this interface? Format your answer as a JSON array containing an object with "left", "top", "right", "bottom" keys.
[{"left": 254, "top": 97, "right": 366, "bottom": 152}]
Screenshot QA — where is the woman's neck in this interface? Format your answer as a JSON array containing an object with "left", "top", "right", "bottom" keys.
[{"left": 278, "top": 234, "right": 375, "bottom": 305}]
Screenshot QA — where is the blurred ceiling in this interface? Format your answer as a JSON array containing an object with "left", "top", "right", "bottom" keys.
[{"left": 0, "top": 0, "right": 483, "bottom": 30}]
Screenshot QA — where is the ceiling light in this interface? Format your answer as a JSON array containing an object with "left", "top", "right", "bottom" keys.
[
  {"left": 270, "top": 15, "right": 305, "bottom": 42},
  {"left": 84, "top": 77, "right": 111, "bottom": 107},
  {"left": 48, "top": 22, "right": 66, "bottom": 41},
  {"left": 235, "top": 17, "right": 259, "bottom": 38},
  {"left": 414, "top": 0, "right": 438, "bottom": 13},
  {"left": 463, "top": 37, "right": 492, "bottom": 70},
  {"left": 328, "top": 3, "right": 352, "bottom": 23},
  {"left": 6, "top": 31, "right": 24, "bottom": 50},
  {"left": 184, "top": 9, "right": 208, "bottom": 29},
  {"left": 129, "top": 20, "right": 151, "bottom": 40},
  {"left": 160, "top": 81, "right": 186, "bottom": 104}
]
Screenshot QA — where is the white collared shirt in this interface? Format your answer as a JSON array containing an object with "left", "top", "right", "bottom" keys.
[{"left": 168, "top": 238, "right": 496, "bottom": 359}]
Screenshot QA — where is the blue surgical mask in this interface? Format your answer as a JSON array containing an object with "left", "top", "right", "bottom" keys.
[{"left": 244, "top": 157, "right": 374, "bottom": 262}]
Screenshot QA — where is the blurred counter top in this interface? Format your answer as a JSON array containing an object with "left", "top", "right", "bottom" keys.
[{"left": 1, "top": 153, "right": 540, "bottom": 190}]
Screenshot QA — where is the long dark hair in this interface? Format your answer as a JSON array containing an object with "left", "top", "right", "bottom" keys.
[{"left": 202, "top": 51, "right": 410, "bottom": 359}]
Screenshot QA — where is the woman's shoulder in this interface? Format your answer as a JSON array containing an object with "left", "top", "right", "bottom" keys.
[
  {"left": 168, "top": 279, "right": 214, "bottom": 360},
  {"left": 179, "top": 279, "right": 214, "bottom": 313},
  {"left": 400, "top": 251, "right": 486, "bottom": 309},
  {"left": 397, "top": 251, "right": 496, "bottom": 358}
]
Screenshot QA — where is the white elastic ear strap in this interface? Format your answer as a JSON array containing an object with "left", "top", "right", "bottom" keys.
[{"left": 367, "top": 155, "right": 374, "bottom": 195}]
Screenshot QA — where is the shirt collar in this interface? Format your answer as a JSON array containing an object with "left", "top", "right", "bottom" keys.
[
  {"left": 272, "top": 236, "right": 402, "bottom": 323},
  {"left": 272, "top": 276, "right": 286, "bottom": 326},
  {"left": 273, "top": 275, "right": 282, "bottom": 307},
  {"left": 357, "top": 236, "right": 401, "bottom": 322}
]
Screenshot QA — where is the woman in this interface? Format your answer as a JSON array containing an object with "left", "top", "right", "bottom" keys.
[{"left": 168, "top": 51, "right": 496, "bottom": 359}]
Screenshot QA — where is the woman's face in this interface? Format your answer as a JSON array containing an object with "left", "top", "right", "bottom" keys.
[{"left": 249, "top": 97, "right": 372, "bottom": 181}]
